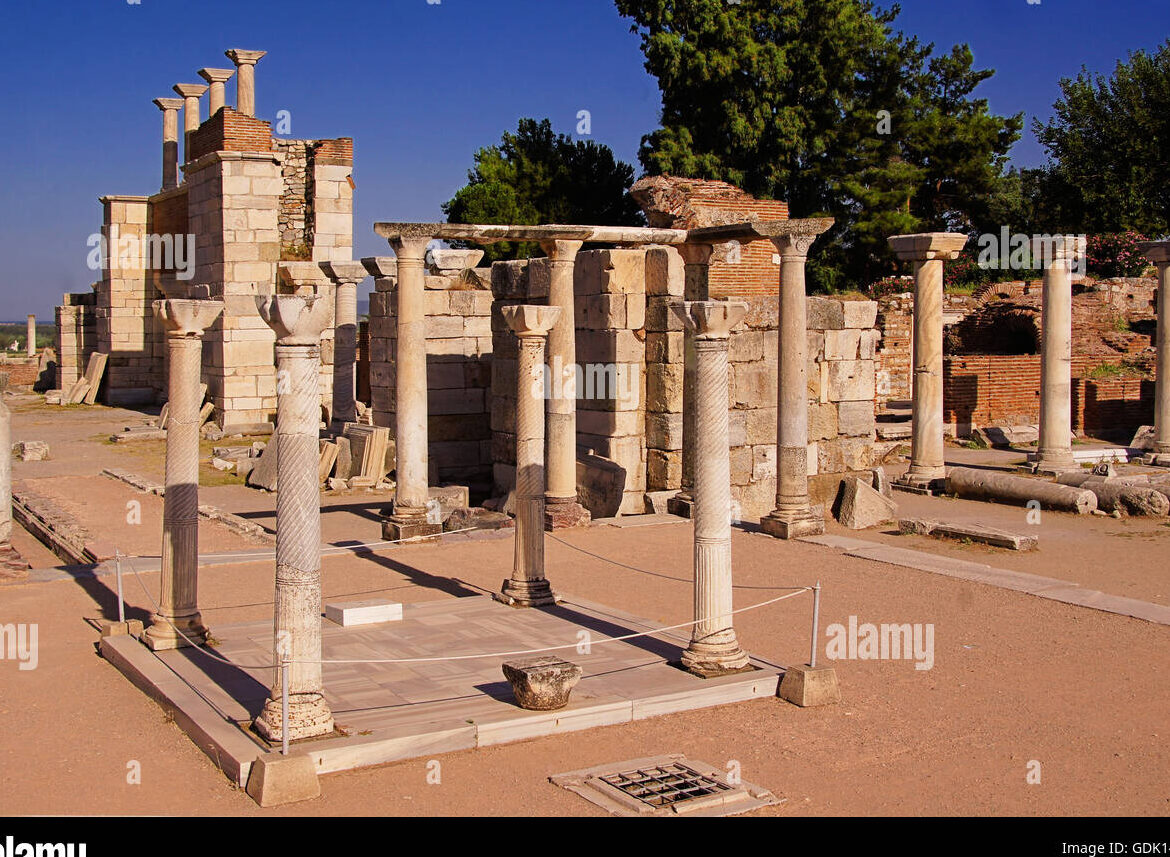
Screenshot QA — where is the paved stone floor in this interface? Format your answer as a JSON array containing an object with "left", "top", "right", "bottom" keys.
[{"left": 151, "top": 592, "right": 781, "bottom": 775}]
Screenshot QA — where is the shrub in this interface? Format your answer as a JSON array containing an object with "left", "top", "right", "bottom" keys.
[{"left": 1086, "top": 232, "right": 1149, "bottom": 278}]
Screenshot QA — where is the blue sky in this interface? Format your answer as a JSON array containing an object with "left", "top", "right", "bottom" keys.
[{"left": 0, "top": 0, "right": 1163, "bottom": 318}]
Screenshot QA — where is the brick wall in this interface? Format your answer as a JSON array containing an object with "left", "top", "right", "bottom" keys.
[{"left": 187, "top": 108, "right": 273, "bottom": 161}]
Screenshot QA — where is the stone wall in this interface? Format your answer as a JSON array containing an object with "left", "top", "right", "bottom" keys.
[
  {"left": 55, "top": 290, "right": 97, "bottom": 391},
  {"left": 273, "top": 139, "right": 311, "bottom": 256}
]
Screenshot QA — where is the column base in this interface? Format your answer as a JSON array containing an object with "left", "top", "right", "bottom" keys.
[
  {"left": 382, "top": 515, "right": 442, "bottom": 543},
  {"left": 760, "top": 507, "right": 824, "bottom": 540},
  {"left": 143, "top": 614, "right": 209, "bottom": 651},
  {"left": 254, "top": 693, "right": 335, "bottom": 743},
  {"left": 543, "top": 498, "right": 591, "bottom": 531},
  {"left": 777, "top": 664, "right": 841, "bottom": 707},
  {"left": 893, "top": 470, "right": 946, "bottom": 495},
  {"left": 680, "top": 640, "right": 752, "bottom": 678},
  {"left": 1023, "top": 454, "right": 1078, "bottom": 477},
  {"left": 666, "top": 493, "right": 693, "bottom": 519},
  {"left": 1141, "top": 453, "right": 1170, "bottom": 468},
  {"left": 495, "top": 578, "right": 558, "bottom": 608}
]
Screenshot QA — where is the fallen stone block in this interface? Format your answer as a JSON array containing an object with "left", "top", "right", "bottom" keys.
[
  {"left": 235, "top": 459, "right": 255, "bottom": 481},
  {"left": 429, "top": 484, "right": 470, "bottom": 520},
  {"left": 245, "top": 753, "right": 321, "bottom": 808},
  {"left": 324, "top": 599, "right": 402, "bottom": 627},
  {"left": 12, "top": 440, "right": 49, "bottom": 461},
  {"left": 246, "top": 435, "right": 279, "bottom": 491},
  {"left": 43, "top": 390, "right": 61, "bottom": 405},
  {"left": 1131, "top": 425, "right": 1156, "bottom": 451},
  {"left": 946, "top": 467, "right": 1097, "bottom": 515},
  {"left": 444, "top": 507, "right": 513, "bottom": 532},
  {"left": 326, "top": 477, "right": 348, "bottom": 491},
  {"left": 778, "top": 664, "right": 840, "bottom": 707},
  {"left": 643, "top": 489, "right": 676, "bottom": 515},
  {"left": 837, "top": 476, "right": 897, "bottom": 530},
  {"left": 899, "top": 518, "right": 1037, "bottom": 551},
  {"left": 211, "top": 457, "right": 235, "bottom": 472},
  {"left": 502, "top": 656, "right": 582, "bottom": 711}
]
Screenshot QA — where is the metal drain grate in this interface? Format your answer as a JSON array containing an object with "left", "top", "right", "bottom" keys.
[
  {"left": 551, "top": 754, "right": 782, "bottom": 817},
  {"left": 600, "top": 762, "right": 733, "bottom": 809}
]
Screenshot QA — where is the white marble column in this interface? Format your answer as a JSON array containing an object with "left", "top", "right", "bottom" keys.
[
  {"left": 254, "top": 293, "right": 335, "bottom": 742},
  {"left": 173, "top": 83, "right": 208, "bottom": 165},
  {"left": 681, "top": 300, "right": 750, "bottom": 677},
  {"left": 379, "top": 226, "right": 441, "bottom": 541},
  {"left": 144, "top": 299, "right": 224, "bottom": 651},
  {"left": 198, "top": 68, "right": 235, "bottom": 116},
  {"left": 0, "top": 383, "right": 10, "bottom": 544},
  {"left": 225, "top": 49, "right": 266, "bottom": 117},
  {"left": 497, "top": 305, "right": 562, "bottom": 608},
  {"left": 1034, "top": 235, "right": 1085, "bottom": 475},
  {"left": 761, "top": 223, "right": 832, "bottom": 538},
  {"left": 153, "top": 97, "right": 183, "bottom": 191},
  {"left": 888, "top": 232, "right": 967, "bottom": 490},
  {"left": 320, "top": 261, "right": 368, "bottom": 432},
  {"left": 26, "top": 315, "right": 35, "bottom": 358},
  {"left": 540, "top": 238, "right": 590, "bottom": 530},
  {"left": 1140, "top": 242, "right": 1170, "bottom": 466},
  {"left": 668, "top": 243, "right": 713, "bottom": 519}
]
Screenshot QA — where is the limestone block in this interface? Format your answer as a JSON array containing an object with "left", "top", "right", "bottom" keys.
[
  {"left": 730, "top": 330, "right": 764, "bottom": 363},
  {"left": 733, "top": 363, "right": 775, "bottom": 409},
  {"left": 807, "top": 297, "right": 845, "bottom": 330},
  {"left": 809, "top": 403, "right": 838, "bottom": 441},
  {"left": 728, "top": 411, "right": 747, "bottom": 448},
  {"left": 824, "top": 329, "right": 862, "bottom": 361},
  {"left": 743, "top": 408, "right": 777, "bottom": 446},
  {"left": 807, "top": 330, "right": 825, "bottom": 362},
  {"left": 841, "top": 300, "right": 878, "bottom": 329},
  {"left": 778, "top": 664, "right": 840, "bottom": 707},
  {"left": 645, "top": 297, "right": 684, "bottom": 333},
  {"left": 837, "top": 400, "right": 876, "bottom": 437},
  {"left": 426, "top": 316, "right": 464, "bottom": 339},
  {"left": 647, "top": 448, "right": 682, "bottom": 489},
  {"left": 646, "top": 363, "right": 683, "bottom": 413},
  {"left": 646, "top": 412, "right": 683, "bottom": 450},
  {"left": 245, "top": 753, "right": 321, "bottom": 807},
  {"left": 730, "top": 445, "right": 753, "bottom": 485},
  {"left": 645, "top": 246, "right": 684, "bottom": 297},
  {"left": 858, "top": 329, "right": 880, "bottom": 359},
  {"left": 626, "top": 293, "right": 646, "bottom": 330},
  {"left": 646, "top": 331, "right": 683, "bottom": 364},
  {"left": 826, "top": 360, "right": 875, "bottom": 402},
  {"left": 752, "top": 445, "right": 776, "bottom": 481},
  {"left": 837, "top": 476, "right": 897, "bottom": 530},
  {"left": 578, "top": 409, "right": 644, "bottom": 438}
]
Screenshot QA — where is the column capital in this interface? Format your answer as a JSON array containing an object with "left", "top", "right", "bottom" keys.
[
  {"left": 197, "top": 67, "right": 235, "bottom": 85},
  {"left": 256, "top": 294, "right": 333, "bottom": 345},
  {"left": 770, "top": 233, "right": 818, "bottom": 260},
  {"left": 225, "top": 48, "right": 267, "bottom": 67},
  {"left": 154, "top": 299, "right": 224, "bottom": 337},
  {"left": 1032, "top": 233, "right": 1086, "bottom": 265},
  {"left": 361, "top": 256, "right": 399, "bottom": 279},
  {"left": 153, "top": 97, "right": 184, "bottom": 113},
  {"left": 684, "top": 300, "right": 748, "bottom": 340},
  {"left": 173, "top": 83, "right": 208, "bottom": 100},
  {"left": 374, "top": 223, "right": 439, "bottom": 260},
  {"left": 1139, "top": 241, "right": 1170, "bottom": 266},
  {"left": 888, "top": 232, "right": 967, "bottom": 262},
  {"left": 319, "top": 260, "right": 370, "bottom": 285},
  {"left": 679, "top": 242, "right": 714, "bottom": 266},
  {"left": 277, "top": 262, "right": 332, "bottom": 293},
  {"left": 501, "top": 304, "right": 562, "bottom": 338},
  {"left": 538, "top": 238, "right": 583, "bottom": 262}
]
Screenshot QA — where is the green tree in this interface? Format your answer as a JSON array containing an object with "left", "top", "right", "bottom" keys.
[
  {"left": 442, "top": 118, "right": 644, "bottom": 262},
  {"left": 1034, "top": 39, "right": 1170, "bottom": 236},
  {"left": 614, "top": 0, "right": 1021, "bottom": 289}
]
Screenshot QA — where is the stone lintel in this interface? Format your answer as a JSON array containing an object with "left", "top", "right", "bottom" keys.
[
  {"left": 361, "top": 256, "right": 398, "bottom": 279},
  {"left": 687, "top": 217, "right": 834, "bottom": 244},
  {"left": 198, "top": 67, "right": 236, "bottom": 85},
  {"left": 374, "top": 222, "right": 690, "bottom": 246},
  {"left": 173, "top": 83, "right": 209, "bottom": 99},
  {"left": 99, "top": 194, "right": 151, "bottom": 205},
  {"left": 225, "top": 48, "right": 267, "bottom": 66},
  {"left": 888, "top": 232, "right": 967, "bottom": 262},
  {"left": 1139, "top": 241, "right": 1170, "bottom": 265},
  {"left": 319, "top": 261, "right": 370, "bottom": 284},
  {"left": 183, "top": 150, "right": 283, "bottom": 176},
  {"left": 153, "top": 97, "right": 184, "bottom": 112}
]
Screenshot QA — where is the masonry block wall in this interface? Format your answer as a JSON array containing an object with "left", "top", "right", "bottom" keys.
[
  {"left": 644, "top": 247, "right": 686, "bottom": 494},
  {"left": 55, "top": 291, "right": 97, "bottom": 391}
]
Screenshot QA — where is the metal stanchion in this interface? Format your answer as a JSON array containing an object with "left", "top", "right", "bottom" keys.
[
  {"left": 809, "top": 582, "right": 821, "bottom": 668},
  {"left": 281, "top": 656, "right": 290, "bottom": 756},
  {"left": 115, "top": 548, "right": 126, "bottom": 624}
]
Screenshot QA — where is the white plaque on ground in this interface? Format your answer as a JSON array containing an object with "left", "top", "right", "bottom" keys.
[{"left": 325, "top": 599, "right": 403, "bottom": 627}]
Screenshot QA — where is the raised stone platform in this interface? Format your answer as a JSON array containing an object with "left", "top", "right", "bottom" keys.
[{"left": 102, "top": 593, "right": 781, "bottom": 787}]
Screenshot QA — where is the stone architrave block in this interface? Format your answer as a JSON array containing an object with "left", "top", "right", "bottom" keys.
[{"left": 837, "top": 476, "right": 897, "bottom": 529}]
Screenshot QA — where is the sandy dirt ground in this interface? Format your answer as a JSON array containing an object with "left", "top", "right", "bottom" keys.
[{"left": 1, "top": 397, "right": 1168, "bottom": 816}]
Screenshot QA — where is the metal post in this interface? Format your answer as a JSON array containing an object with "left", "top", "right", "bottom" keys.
[
  {"left": 115, "top": 549, "right": 126, "bottom": 624},
  {"left": 281, "top": 657, "right": 290, "bottom": 756},
  {"left": 809, "top": 582, "right": 821, "bottom": 668}
]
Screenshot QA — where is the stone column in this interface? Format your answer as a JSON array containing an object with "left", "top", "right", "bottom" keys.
[
  {"left": 540, "top": 238, "right": 590, "bottom": 530},
  {"left": 173, "top": 83, "right": 208, "bottom": 165},
  {"left": 198, "top": 68, "right": 235, "bottom": 116},
  {"left": 1034, "top": 235, "right": 1085, "bottom": 475},
  {"left": 320, "top": 262, "right": 368, "bottom": 432},
  {"left": 225, "top": 49, "right": 266, "bottom": 117},
  {"left": 681, "top": 300, "right": 750, "bottom": 677},
  {"left": 26, "top": 315, "right": 35, "bottom": 358},
  {"left": 153, "top": 97, "right": 183, "bottom": 191},
  {"left": 0, "top": 382, "right": 10, "bottom": 544},
  {"left": 668, "top": 243, "right": 713, "bottom": 519},
  {"left": 254, "top": 293, "right": 335, "bottom": 742},
  {"left": 761, "top": 223, "right": 834, "bottom": 538},
  {"left": 888, "top": 233, "right": 968, "bottom": 491},
  {"left": 144, "top": 299, "right": 224, "bottom": 651},
  {"left": 1140, "top": 243, "right": 1170, "bottom": 465},
  {"left": 380, "top": 227, "right": 441, "bottom": 541},
  {"left": 497, "top": 305, "right": 563, "bottom": 607}
]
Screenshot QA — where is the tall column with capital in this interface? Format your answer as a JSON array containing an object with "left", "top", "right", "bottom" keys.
[
  {"left": 198, "top": 68, "right": 235, "bottom": 116},
  {"left": 225, "top": 49, "right": 266, "bottom": 117},
  {"left": 497, "top": 305, "right": 563, "bottom": 608},
  {"left": 377, "top": 226, "right": 442, "bottom": 541},
  {"left": 1140, "top": 242, "right": 1170, "bottom": 466},
  {"left": 888, "top": 232, "right": 968, "bottom": 491},
  {"left": 668, "top": 243, "right": 713, "bottom": 519},
  {"left": 761, "top": 220, "right": 834, "bottom": 538},
  {"left": 253, "top": 293, "right": 335, "bottom": 742},
  {"left": 153, "top": 97, "right": 183, "bottom": 191},
  {"left": 26, "top": 315, "right": 35, "bottom": 358},
  {"left": 1033, "top": 235, "right": 1085, "bottom": 475},
  {"left": 144, "top": 299, "right": 224, "bottom": 651},
  {"left": 541, "top": 238, "right": 591, "bottom": 530},
  {"left": 320, "top": 262, "right": 368, "bottom": 432},
  {"left": 0, "top": 380, "right": 10, "bottom": 544},
  {"left": 173, "top": 83, "right": 208, "bottom": 165},
  {"left": 681, "top": 300, "right": 750, "bottom": 677}
]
